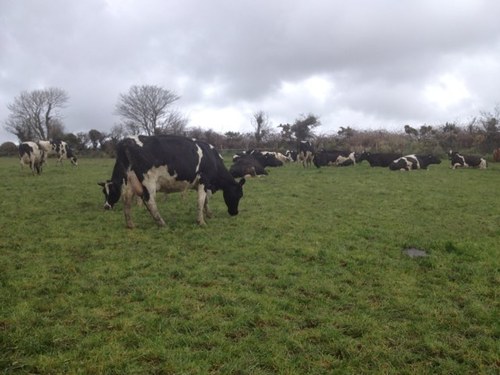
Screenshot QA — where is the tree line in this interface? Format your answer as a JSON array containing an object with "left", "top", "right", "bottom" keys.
[{"left": 2, "top": 85, "right": 499, "bottom": 158}]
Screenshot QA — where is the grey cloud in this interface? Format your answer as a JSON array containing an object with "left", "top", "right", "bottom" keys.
[{"left": 2, "top": 0, "right": 500, "bottom": 142}]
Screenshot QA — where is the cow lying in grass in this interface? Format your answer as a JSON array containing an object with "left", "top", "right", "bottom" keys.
[
  {"left": 358, "top": 152, "right": 402, "bottom": 167},
  {"left": 448, "top": 150, "right": 487, "bottom": 169},
  {"left": 389, "top": 154, "right": 441, "bottom": 171},
  {"left": 230, "top": 150, "right": 282, "bottom": 178}
]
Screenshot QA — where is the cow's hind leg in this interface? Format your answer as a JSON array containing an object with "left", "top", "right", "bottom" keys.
[
  {"left": 203, "top": 189, "right": 213, "bottom": 219},
  {"left": 35, "top": 161, "right": 42, "bottom": 175},
  {"left": 29, "top": 160, "right": 36, "bottom": 175},
  {"left": 196, "top": 185, "right": 209, "bottom": 225}
]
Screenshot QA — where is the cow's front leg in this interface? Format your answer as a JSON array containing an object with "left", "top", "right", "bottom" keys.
[
  {"left": 123, "top": 186, "right": 135, "bottom": 229},
  {"left": 143, "top": 192, "right": 166, "bottom": 227},
  {"left": 197, "top": 185, "right": 208, "bottom": 225}
]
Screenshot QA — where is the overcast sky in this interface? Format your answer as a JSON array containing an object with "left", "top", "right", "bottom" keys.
[{"left": 2, "top": 0, "right": 500, "bottom": 143}]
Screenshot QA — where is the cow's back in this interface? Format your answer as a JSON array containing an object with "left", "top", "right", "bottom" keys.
[{"left": 130, "top": 135, "right": 200, "bottom": 183}]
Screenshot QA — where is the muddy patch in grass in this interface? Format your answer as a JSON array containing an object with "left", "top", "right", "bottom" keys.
[{"left": 403, "top": 248, "right": 428, "bottom": 258}]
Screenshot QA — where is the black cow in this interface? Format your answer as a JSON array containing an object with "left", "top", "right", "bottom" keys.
[
  {"left": 230, "top": 150, "right": 284, "bottom": 178},
  {"left": 298, "top": 141, "right": 314, "bottom": 167},
  {"left": 448, "top": 150, "right": 487, "bottom": 169},
  {"left": 99, "top": 135, "right": 245, "bottom": 228},
  {"left": 230, "top": 154, "right": 268, "bottom": 178},
  {"left": 313, "top": 150, "right": 359, "bottom": 168},
  {"left": 19, "top": 141, "right": 45, "bottom": 175},
  {"left": 389, "top": 154, "right": 441, "bottom": 171},
  {"left": 358, "top": 152, "right": 402, "bottom": 167}
]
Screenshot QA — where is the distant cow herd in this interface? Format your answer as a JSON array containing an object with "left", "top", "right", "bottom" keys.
[
  {"left": 18, "top": 140, "right": 77, "bottom": 174},
  {"left": 17, "top": 136, "right": 494, "bottom": 229}
]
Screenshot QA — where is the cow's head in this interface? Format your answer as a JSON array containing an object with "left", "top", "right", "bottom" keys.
[
  {"left": 447, "top": 150, "right": 461, "bottom": 160},
  {"left": 425, "top": 154, "right": 442, "bottom": 165},
  {"left": 98, "top": 180, "right": 121, "bottom": 210},
  {"left": 264, "top": 154, "right": 283, "bottom": 167},
  {"left": 352, "top": 152, "right": 362, "bottom": 163},
  {"left": 65, "top": 148, "right": 78, "bottom": 166},
  {"left": 358, "top": 151, "right": 370, "bottom": 162},
  {"left": 223, "top": 178, "right": 245, "bottom": 216}
]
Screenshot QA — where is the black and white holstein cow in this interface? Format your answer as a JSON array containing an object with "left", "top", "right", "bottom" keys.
[
  {"left": 230, "top": 150, "right": 283, "bottom": 178},
  {"left": 19, "top": 141, "right": 45, "bottom": 175},
  {"left": 99, "top": 135, "right": 245, "bottom": 229},
  {"left": 285, "top": 150, "right": 298, "bottom": 162},
  {"left": 448, "top": 150, "right": 487, "bottom": 169},
  {"left": 358, "top": 152, "right": 402, "bottom": 167},
  {"left": 298, "top": 141, "right": 314, "bottom": 167},
  {"left": 232, "top": 150, "right": 285, "bottom": 165},
  {"left": 38, "top": 140, "right": 78, "bottom": 166},
  {"left": 389, "top": 154, "right": 441, "bottom": 171},
  {"left": 260, "top": 151, "right": 289, "bottom": 163},
  {"left": 313, "top": 149, "right": 360, "bottom": 168}
]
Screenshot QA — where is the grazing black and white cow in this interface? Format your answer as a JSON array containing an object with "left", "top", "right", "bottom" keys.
[
  {"left": 448, "top": 150, "right": 487, "bottom": 169},
  {"left": 99, "top": 135, "right": 245, "bottom": 228},
  {"left": 313, "top": 149, "right": 359, "bottom": 168},
  {"left": 38, "top": 140, "right": 78, "bottom": 166},
  {"left": 358, "top": 152, "right": 402, "bottom": 167},
  {"left": 389, "top": 154, "right": 441, "bottom": 171},
  {"left": 298, "top": 141, "right": 314, "bottom": 167},
  {"left": 19, "top": 141, "right": 45, "bottom": 175}
]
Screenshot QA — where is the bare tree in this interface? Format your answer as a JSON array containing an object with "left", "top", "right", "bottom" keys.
[
  {"left": 291, "top": 113, "right": 320, "bottom": 141},
  {"left": 88, "top": 129, "right": 106, "bottom": 150},
  {"left": 4, "top": 87, "right": 69, "bottom": 141},
  {"left": 478, "top": 106, "right": 500, "bottom": 152},
  {"left": 252, "top": 111, "right": 272, "bottom": 144},
  {"left": 115, "top": 85, "right": 181, "bottom": 135},
  {"left": 404, "top": 124, "right": 419, "bottom": 138},
  {"left": 160, "top": 110, "right": 189, "bottom": 135}
]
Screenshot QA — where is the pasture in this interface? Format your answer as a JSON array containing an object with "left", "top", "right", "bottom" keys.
[{"left": 0, "top": 156, "right": 498, "bottom": 374}]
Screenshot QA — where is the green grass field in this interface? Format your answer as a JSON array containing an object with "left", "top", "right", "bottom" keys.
[{"left": 1, "top": 156, "right": 499, "bottom": 374}]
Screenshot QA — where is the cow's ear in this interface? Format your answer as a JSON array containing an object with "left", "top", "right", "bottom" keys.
[
  {"left": 239, "top": 178, "right": 246, "bottom": 187},
  {"left": 98, "top": 182, "right": 105, "bottom": 187}
]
